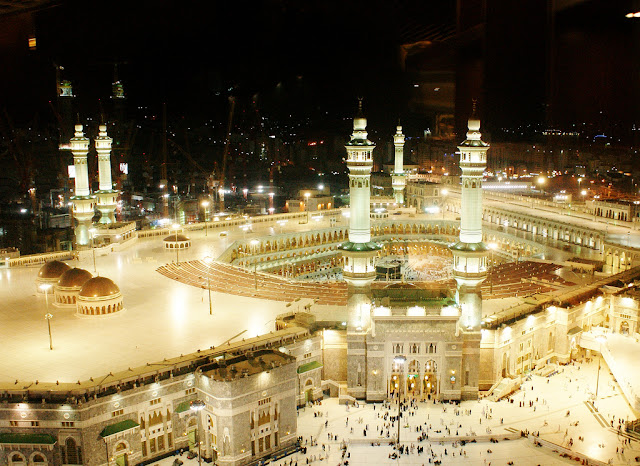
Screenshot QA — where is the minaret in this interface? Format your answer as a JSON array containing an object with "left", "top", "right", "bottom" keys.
[
  {"left": 391, "top": 124, "right": 406, "bottom": 205},
  {"left": 339, "top": 100, "right": 380, "bottom": 398},
  {"left": 55, "top": 65, "right": 75, "bottom": 142},
  {"left": 68, "top": 124, "right": 95, "bottom": 246},
  {"left": 450, "top": 102, "right": 489, "bottom": 400},
  {"left": 95, "top": 124, "right": 118, "bottom": 223}
]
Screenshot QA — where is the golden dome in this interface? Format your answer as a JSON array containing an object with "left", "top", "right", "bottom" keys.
[
  {"left": 79, "top": 277, "right": 120, "bottom": 298},
  {"left": 58, "top": 268, "right": 92, "bottom": 288},
  {"left": 164, "top": 234, "right": 190, "bottom": 242},
  {"left": 38, "top": 260, "right": 71, "bottom": 279}
]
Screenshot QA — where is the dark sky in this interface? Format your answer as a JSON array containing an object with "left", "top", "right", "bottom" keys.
[
  {"left": 0, "top": 0, "right": 637, "bottom": 136},
  {"left": 0, "top": 0, "right": 456, "bottom": 127}
]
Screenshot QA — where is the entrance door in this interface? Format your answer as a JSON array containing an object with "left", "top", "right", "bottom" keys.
[
  {"left": 305, "top": 388, "right": 313, "bottom": 403},
  {"left": 188, "top": 430, "right": 196, "bottom": 451},
  {"left": 423, "top": 374, "right": 438, "bottom": 397},
  {"left": 115, "top": 454, "right": 129, "bottom": 466},
  {"left": 621, "top": 321, "right": 630, "bottom": 335}
]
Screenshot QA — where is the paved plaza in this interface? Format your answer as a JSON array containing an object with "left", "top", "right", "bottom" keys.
[
  {"left": 0, "top": 221, "right": 308, "bottom": 383},
  {"left": 149, "top": 355, "right": 638, "bottom": 465}
]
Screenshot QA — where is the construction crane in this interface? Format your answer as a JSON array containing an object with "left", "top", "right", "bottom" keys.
[
  {"left": 161, "top": 103, "right": 169, "bottom": 218},
  {"left": 216, "top": 96, "right": 235, "bottom": 212}
]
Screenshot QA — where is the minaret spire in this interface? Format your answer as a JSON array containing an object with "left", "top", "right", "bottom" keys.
[
  {"left": 391, "top": 121, "right": 406, "bottom": 205},
  {"left": 95, "top": 123, "right": 118, "bottom": 223},
  {"left": 449, "top": 103, "right": 489, "bottom": 400},
  {"left": 67, "top": 123, "right": 95, "bottom": 246},
  {"left": 340, "top": 100, "right": 381, "bottom": 399}
]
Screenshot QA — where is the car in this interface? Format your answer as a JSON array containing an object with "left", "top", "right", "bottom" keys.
[{"left": 219, "top": 232, "right": 227, "bottom": 237}]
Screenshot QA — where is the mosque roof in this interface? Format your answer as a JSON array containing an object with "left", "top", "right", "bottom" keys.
[
  {"left": 459, "top": 139, "right": 489, "bottom": 148},
  {"left": 58, "top": 268, "right": 92, "bottom": 288},
  {"left": 337, "top": 241, "right": 382, "bottom": 252},
  {"left": 100, "top": 419, "right": 139, "bottom": 438},
  {"left": 164, "top": 234, "right": 190, "bottom": 242},
  {"left": 346, "top": 138, "right": 374, "bottom": 147},
  {"left": 38, "top": 260, "right": 71, "bottom": 279},
  {"left": 79, "top": 276, "right": 120, "bottom": 298},
  {"left": 449, "top": 241, "right": 489, "bottom": 252},
  {"left": 0, "top": 433, "right": 56, "bottom": 445}
]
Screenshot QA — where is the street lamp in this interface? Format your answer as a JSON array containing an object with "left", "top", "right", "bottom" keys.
[
  {"left": 89, "top": 228, "right": 97, "bottom": 274},
  {"left": 488, "top": 242, "right": 497, "bottom": 295},
  {"left": 251, "top": 239, "right": 260, "bottom": 290},
  {"left": 201, "top": 200, "right": 210, "bottom": 237},
  {"left": 190, "top": 400, "right": 205, "bottom": 466},
  {"left": 203, "top": 256, "right": 213, "bottom": 315},
  {"left": 173, "top": 223, "right": 180, "bottom": 264},
  {"left": 40, "top": 283, "right": 53, "bottom": 350},
  {"left": 441, "top": 189, "right": 448, "bottom": 219},
  {"left": 595, "top": 334, "right": 607, "bottom": 399},
  {"left": 304, "top": 192, "right": 311, "bottom": 222},
  {"left": 45, "top": 313, "right": 53, "bottom": 350},
  {"left": 393, "top": 355, "right": 406, "bottom": 446}
]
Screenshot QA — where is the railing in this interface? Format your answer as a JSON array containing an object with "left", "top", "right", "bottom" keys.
[{"left": 4, "top": 250, "right": 74, "bottom": 268}]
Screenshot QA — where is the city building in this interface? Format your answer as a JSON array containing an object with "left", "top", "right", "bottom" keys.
[{"left": 0, "top": 329, "right": 310, "bottom": 466}]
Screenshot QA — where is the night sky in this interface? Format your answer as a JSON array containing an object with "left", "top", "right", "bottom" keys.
[
  {"left": 0, "top": 0, "right": 457, "bottom": 129},
  {"left": 0, "top": 0, "right": 637, "bottom": 135}
]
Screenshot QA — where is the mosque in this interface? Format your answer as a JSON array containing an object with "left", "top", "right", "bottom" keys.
[{"left": 0, "top": 104, "right": 639, "bottom": 465}]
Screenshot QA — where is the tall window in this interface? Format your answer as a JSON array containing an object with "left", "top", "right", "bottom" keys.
[{"left": 64, "top": 437, "right": 82, "bottom": 464}]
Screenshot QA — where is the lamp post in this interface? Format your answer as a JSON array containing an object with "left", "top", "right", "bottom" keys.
[
  {"left": 201, "top": 200, "right": 210, "bottom": 237},
  {"left": 173, "top": 223, "right": 180, "bottom": 264},
  {"left": 89, "top": 227, "right": 97, "bottom": 274},
  {"left": 190, "top": 400, "right": 205, "bottom": 466},
  {"left": 488, "top": 242, "right": 497, "bottom": 295},
  {"left": 45, "top": 313, "right": 53, "bottom": 350},
  {"left": 251, "top": 239, "right": 259, "bottom": 290},
  {"left": 393, "top": 355, "right": 406, "bottom": 447},
  {"left": 441, "top": 189, "right": 448, "bottom": 220},
  {"left": 595, "top": 334, "right": 607, "bottom": 399},
  {"left": 304, "top": 192, "right": 311, "bottom": 222},
  {"left": 39, "top": 283, "right": 53, "bottom": 350},
  {"left": 204, "top": 256, "right": 213, "bottom": 315}
]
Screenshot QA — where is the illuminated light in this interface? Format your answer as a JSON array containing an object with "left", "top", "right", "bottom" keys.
[{"left": 28, "top": 36, "right": 36, "bottom": 50}]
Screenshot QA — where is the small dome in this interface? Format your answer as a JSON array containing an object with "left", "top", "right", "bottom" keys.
[
  {"left": 164, "top": 234, "right": 190, "bottom": 242},
  {"left": 38, "top": 260, "right": 71, "bottom": 279},
  {"left": 58, "top": 268, "right": 92, "bottom": 288},
  {"left": 79, "top": 277, "right": 120, "bottom": 298}
]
